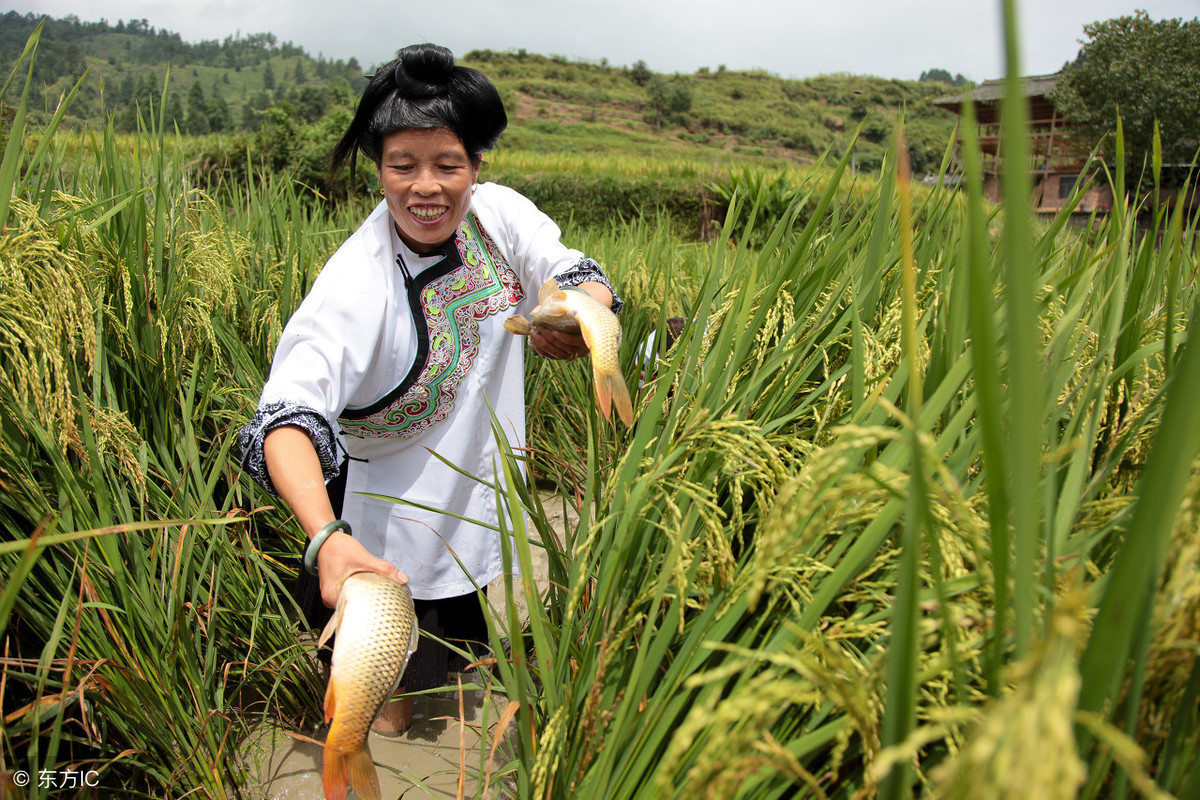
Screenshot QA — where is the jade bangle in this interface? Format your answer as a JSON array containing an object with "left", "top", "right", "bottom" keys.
[{"left": 304, "top": 519, "right": 351, "bottom": 576}]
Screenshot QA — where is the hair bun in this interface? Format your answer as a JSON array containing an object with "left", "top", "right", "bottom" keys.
[
  {"left": 391, "top": 43, "right": 455, "bottom": 97},
  {"left": 329, "top": 41, "right": 507, "bottom": 179}
]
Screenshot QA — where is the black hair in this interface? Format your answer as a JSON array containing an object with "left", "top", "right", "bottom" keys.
[{"left": 329, "top": 43, "right": 507, "bottom": 180}]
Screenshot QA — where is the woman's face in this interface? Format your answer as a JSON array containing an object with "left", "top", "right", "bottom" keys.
[{"left": 378, "top": 127, "right": 480, "bottom": 254}]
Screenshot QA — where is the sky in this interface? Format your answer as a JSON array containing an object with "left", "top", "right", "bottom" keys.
[{"left": 6, "top": 0, "right": 1199, "bottom": 82}]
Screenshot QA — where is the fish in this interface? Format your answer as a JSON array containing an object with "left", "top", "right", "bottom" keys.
[
  {"left": 505, "top": 280, "right": 634, "bottom": 425},
  {"left": 318, "top": 571, "right": 419, "bottom": 800}
]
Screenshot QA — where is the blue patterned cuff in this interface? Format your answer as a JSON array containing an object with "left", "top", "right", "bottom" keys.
[
  {"left": 555, "top": 258, "right": 624, "bottom": 315},
  {"left": 238, "top": 400, "right": 340, "bottom": 497}
]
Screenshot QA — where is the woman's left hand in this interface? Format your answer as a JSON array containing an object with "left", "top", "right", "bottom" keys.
[{"left": 531, "top": 327, "right": 588, "bottom": 360}]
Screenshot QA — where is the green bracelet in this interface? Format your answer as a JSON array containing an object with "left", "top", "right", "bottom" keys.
[{"left": 304, "top": 520, "right": 351, "bottom": 576}]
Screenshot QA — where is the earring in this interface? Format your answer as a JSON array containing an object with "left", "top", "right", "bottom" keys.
[
  {"left": 471, "top": 184, "right": 478, "bottom": 195},
  {"left": 379, "top": 186, "right": 385, "bottom": 196}
]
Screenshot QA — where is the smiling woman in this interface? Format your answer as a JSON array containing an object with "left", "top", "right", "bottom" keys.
[{"left": 237, "top": 42, "right": 624, "bottom": 733}]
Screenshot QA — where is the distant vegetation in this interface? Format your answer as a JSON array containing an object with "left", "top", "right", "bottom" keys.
[
  {"left": 0, "top": 11, "right": 367, "bottom": 133},
  {"left": 919, "top": 67, "right": 968, "bottom": 87},
  {"left": 1, "top": 10, "right": 961, "bottom": 180},
  {"left": 1050, "top": 10, "right": 1200, "bottom": 182}
]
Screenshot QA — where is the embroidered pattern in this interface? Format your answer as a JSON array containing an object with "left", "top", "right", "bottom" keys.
[{"left": 338, "top": 214, "right": 524, "bottom": 439}]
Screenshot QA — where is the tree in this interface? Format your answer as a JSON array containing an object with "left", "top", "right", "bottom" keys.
[
  {"left": 115, "top": 72, "right": 159, "bottom": 132},
  {"left": 919, "top": 68, "right": 966, "bottom": 86},
  {"left": 629, "top": 59, "right": 652, "bottom": 87},
  {"left": 207, "top": 83, "right": 232, "bottom": 132},
  {"left": 186, "top": 82, "right": 210, "bottom": 135},
  {"left": 116, "top": 72, "right": 135, "bottom": 105},
  {"left": 294, "top": 85, "right": 328, "bottom": 123},
  {"left": 242, "top": 91, "right": 272, "bottom": 130},
  {"left": 164, "top": 91, "right": 185, "bottom": 131},
  {"left": 645, "top": 75, "right": 693, "bottom": 126},
  {"left": 1050, "top": 11, "right": 1200, "bottom": 182}
]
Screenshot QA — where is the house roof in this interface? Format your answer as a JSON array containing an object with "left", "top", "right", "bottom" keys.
[{"left": 932, "top": 73, "right": 1061, "bottom": 109}]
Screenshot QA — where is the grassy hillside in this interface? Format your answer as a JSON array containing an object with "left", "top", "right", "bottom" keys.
[
  {"left": 2, "top": 12, "right": 960, "bottom": 176},
  {"left": 468, "top": 49, "right": 958, "bottom": 176}
]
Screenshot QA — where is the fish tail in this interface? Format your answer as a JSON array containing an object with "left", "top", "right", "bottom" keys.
[
  {"left": 595, "top": 368, "right": 634, "bottom": 426},
  {"left": 349, "top": 744, "right": 382, "bottom": 800},
  {"left": 323, "top": 677, "right": 337, "bottom": 723},
  {"left": 323, "top": 742, "right": 381, "bottom": 800},
  {"left": 504, "top": 315, "right": 532, "bottom": 335},
  {"left": 322, "top": 744, "right": 349, "bottom": 800},
  {"left": 611, "top": 373, "right": 634, "bottom": 426}
]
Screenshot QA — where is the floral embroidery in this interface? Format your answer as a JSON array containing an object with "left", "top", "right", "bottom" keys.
[{"left": 338, "top": 214, "right": 523, "bottom": 439}]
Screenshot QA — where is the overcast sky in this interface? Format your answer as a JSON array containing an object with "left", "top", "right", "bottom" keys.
[{"left": 7, "top": 0, "right": 1198, "bottom": 82}]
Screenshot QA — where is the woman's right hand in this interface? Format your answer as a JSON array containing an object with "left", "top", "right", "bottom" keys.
[{"left": 317, "top": 530, "right": 408, "bottom": 608}]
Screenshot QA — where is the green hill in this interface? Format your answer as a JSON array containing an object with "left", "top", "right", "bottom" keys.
[
  {"left": 1, "top": 11, "right": 366, "bottom": 133},
  {"left": 2, "top": 11, "right": 960, "bottom": 176}
]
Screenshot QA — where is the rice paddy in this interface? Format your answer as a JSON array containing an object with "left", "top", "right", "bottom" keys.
[{"left": 3, "top": 11, "right": 1200, "bottom": 800}]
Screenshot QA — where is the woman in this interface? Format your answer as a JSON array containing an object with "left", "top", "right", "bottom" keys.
[{"left": 239, "top": 43, "right": 622, "bottom": 732}]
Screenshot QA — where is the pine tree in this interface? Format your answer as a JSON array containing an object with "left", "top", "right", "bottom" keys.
[
  {"left": 165, "top": 91, "right": 185, "bottom": 131},
  {"left": 207, "top": 82, "right": 231, "bottom": 132},
  {"left": 186, "top": 82, "right": 210, "bottom": 135}
]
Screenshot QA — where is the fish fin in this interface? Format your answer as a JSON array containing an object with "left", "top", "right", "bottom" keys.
[
  {"left": 323, "top": 677, "right": 337, "bottom": 724},
  {"left": 317, "top": 589, "right": 347, "bottom": 649},
  {"left": 316, "top": 613, "right": 338, "bottom": 649},
  {"left": 537, "top": 279, "right": 560, "bottom": 302},
  {"left": 504, "top": 315, "right": 532, "bottom": 335},
  {"left": 347, "top": 745, "right": 382, "bottom": 800}
]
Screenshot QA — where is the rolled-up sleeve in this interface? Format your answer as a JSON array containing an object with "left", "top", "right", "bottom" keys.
[
  {"left": 553, "top": 258, "right": 624, "bottom": 315},
  {"left": 238, "top": 402, "right": 339, "bottom": 496}
]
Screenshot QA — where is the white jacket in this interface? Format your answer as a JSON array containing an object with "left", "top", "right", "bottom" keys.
[{"left": 241, "top": 182, "right": 618, "bottom": 599}]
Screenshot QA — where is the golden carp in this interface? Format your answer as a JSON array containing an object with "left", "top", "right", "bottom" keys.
[
  {"left": 318, "top": 571, "right": 419, "bottom": 800},
  {"left": 505, "top": 279, "right": 634, "bottom": 425}
]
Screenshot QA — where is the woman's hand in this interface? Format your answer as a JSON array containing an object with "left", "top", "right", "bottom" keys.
[
  {"left": 529, "top": 281, "right": 613, "bottom": 360},
  {"left": 317, "top": 532, "right": 407, "bottom": 608},
  {"left": 531, "top": 327, "right": 588, "bottom": 360}
]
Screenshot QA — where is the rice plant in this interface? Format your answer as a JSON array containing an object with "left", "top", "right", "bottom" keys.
[
  {"left": 491, "top": 6, "right": 1200, "bottom": 795},
  {"left": 498, "top": 131, "right": 1199, "bottom": 798},
  {"left": 3, "top": 5, "right": 1199, "bottom": 798},
  {"left": 1, "top": 27, "right": 331, "bottom": 797}
]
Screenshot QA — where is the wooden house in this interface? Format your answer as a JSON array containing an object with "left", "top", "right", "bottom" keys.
[{"left": 932, "top": 73, "right": 1113, "bottom": 215}]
